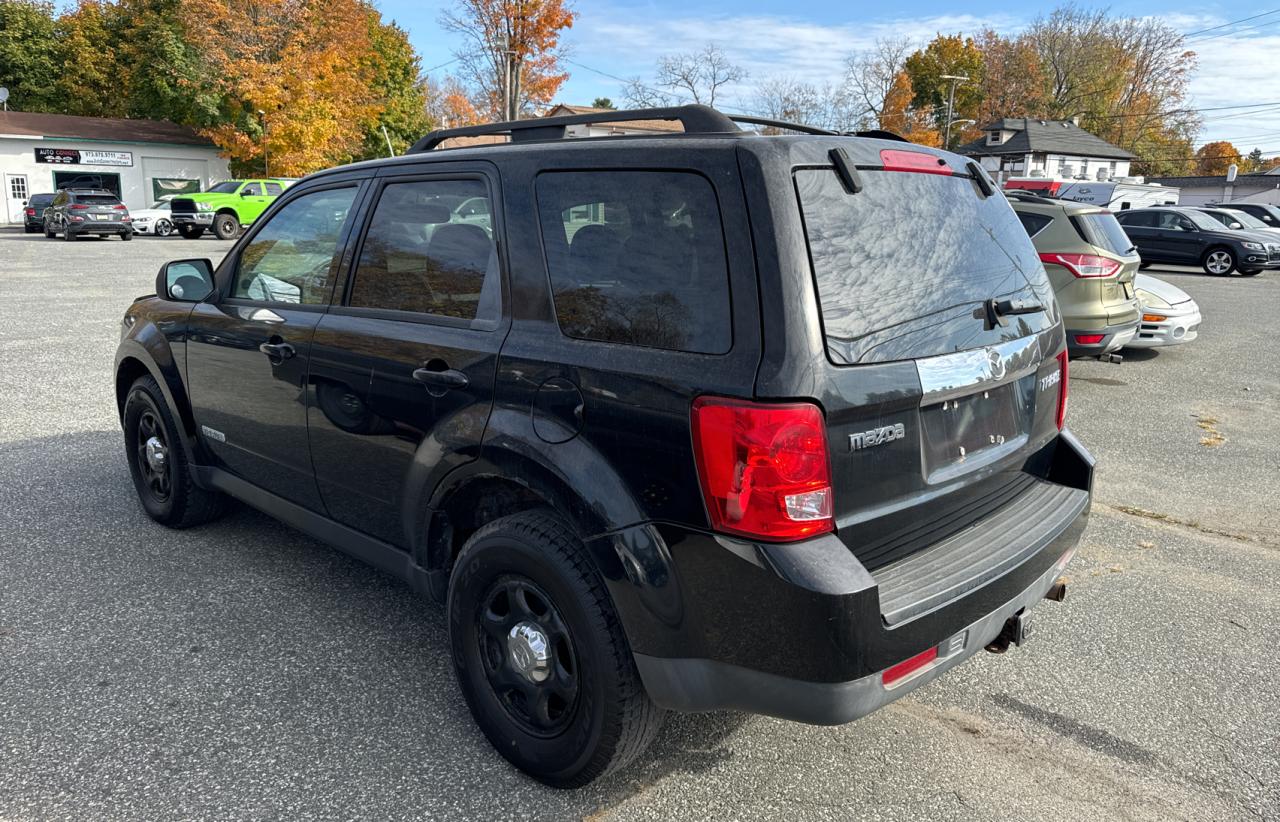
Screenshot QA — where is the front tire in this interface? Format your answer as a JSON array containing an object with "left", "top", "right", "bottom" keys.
[
  {"left": 1239, "top": 268, "right": 1261, "bottom": 277},
  {"left": 123, "top": 376, "right": 226, "bottom": 528},
  {"left": 44, "top": 226, "right": 55, "bottom": 238},
  {"left": 212, "top": 212, "right": 240, "bottom": 240},
  {"left": 1202, "top": 247, "right": 1236, "bottom": 276},
  {"left": 448, "top": 510, "right": 663, "bottom": 787},
  {"left": 154, "top": 219, "right": 173, "bottom": 236},
  {"left": 121, "top": 230, "right": 132, "bottom": 241},
  {"left": 62, "top": 227, "right": 76, "bottom": 241}
]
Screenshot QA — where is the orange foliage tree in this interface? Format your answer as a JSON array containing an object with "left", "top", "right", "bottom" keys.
[
  {"left": 441, "top": 0, "right": 576, "bottom": 121},
  {"left": 181, "top": 0, "right": 387, "bottom": 175},
  {"left": 880, "top": 72, "right": 941, "bottom": 147},
  {"left": 1194, "top": 141, "right": 1243, "bottom": 176}
]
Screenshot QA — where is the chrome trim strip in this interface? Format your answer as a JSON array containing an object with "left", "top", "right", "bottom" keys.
[{"left": 915, "top": 335, "right": 1044, "bottom": 404}]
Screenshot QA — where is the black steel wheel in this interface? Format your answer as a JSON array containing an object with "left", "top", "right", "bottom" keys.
[
  {"left": 122, "top": 375, "right": 226, "bottom": 528},
  {"left": 448, "top": 510, "right": 663, "bottom": 787},
  {"left": 476, "top": 576, "right": 581, "bottom": 738},
  {"left": 213, "top": 212, "right": 239, "bottom": 240}
]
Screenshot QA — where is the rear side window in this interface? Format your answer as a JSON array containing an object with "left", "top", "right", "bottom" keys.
[
  {"left": 265, "top": 182, "right": 284, "bottom": 196},
  {"left": 1117, "top": 211, "right": 1154, "bottom": 227},
  {"left": 1072, "top": 212, "right": 1134, "bottom": 255},
  {"left": 1016, "top": 212, "right": 1052, "bottom": 238},
  {"left": 535, "top": 170, "right": 732, "bottom": 354},
  {"left": 348, "top": 179, "right": 500, "bottom": 323},
  {"left": 797, "top": 168, "right": 1050, "bottom": 364}
]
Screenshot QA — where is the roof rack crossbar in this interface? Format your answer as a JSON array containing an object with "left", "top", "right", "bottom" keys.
[{"left": 409, "top": 104, "right": 739, "bottom": 152}]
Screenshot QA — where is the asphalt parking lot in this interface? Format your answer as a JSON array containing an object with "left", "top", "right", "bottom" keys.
[{"left": 1, "top": 228, "right": 1277, "bottom": 821}]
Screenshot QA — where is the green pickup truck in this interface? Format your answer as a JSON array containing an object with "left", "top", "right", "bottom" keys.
[{"left": 169, "top": 178, "right": 295, "bottom": 240}]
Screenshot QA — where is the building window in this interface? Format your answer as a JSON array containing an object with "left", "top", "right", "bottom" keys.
[
  {"left": 152, "top": 178, "right": 200, "bottom": 200},
  {"left": 9, "top": 175, "right": 28, "bottom": 200}
]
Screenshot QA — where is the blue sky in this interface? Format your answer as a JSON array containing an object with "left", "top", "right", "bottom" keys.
[{"left": 377, "top": 0, "right": 1280, "bottom": 156}]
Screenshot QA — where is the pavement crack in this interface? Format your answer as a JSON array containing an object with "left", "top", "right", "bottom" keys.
[{"left": 1100, "top": 503, "right": 1278, "bottom": 547}]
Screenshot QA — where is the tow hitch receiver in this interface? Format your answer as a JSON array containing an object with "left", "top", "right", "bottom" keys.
[{"left": 985, "top": 610, "right": 1033, "bottom": 654}]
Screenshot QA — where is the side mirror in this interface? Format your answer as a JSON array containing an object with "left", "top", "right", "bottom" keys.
[
  {"left": 157, "top": 259, "right": 215, "bottom": 302},
  {"left": 1229, "top": 222, "right": 1242, "bottom": 229},
  {"left": 240, "top": 189, "right": 253, "bottom": 197}
]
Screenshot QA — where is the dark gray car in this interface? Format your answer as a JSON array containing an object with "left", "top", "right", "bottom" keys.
[
  {"left": 1115, "top": 206, "right": 1279, "bottom": 276},
  {"left": 43, "top": 189, "right": 133, "bottom": 241}
]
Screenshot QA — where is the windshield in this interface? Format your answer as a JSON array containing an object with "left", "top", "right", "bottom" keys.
[
  {"left": 796, "top": 168, "right": 1054, "bottom": 364},
  {"left": 207, "top": 181, "right": 241, "bottom": 193},
  {"left": 1183, "top": 210, "right": 1227, "bottom": 231}
]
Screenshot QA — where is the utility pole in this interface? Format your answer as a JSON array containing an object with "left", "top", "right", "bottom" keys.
[
  {"left": 941, "top": 74, "right": 968, "bottom": 150},
  {"left": 496, "top": 32, "right": 519, "bottom": 122}
]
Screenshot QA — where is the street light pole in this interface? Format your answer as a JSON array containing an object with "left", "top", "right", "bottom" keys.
[{"left": 941, "top": 74, "right": 969, "bottom": 150}]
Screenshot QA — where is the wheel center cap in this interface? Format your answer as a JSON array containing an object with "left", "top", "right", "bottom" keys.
[
  {"left": 507, "top": 621, "right": 551, "bottom": 683},
  {"left": 144, "top": 436, "right": 168, "bottom": 473}
]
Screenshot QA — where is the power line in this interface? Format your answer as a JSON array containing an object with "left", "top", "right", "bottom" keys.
[
  {"left": 1183, "top": 8, "right": 1280, "bottom": 38},
  {"left": 1188, "top": 17, "right": 1280, "bottom": 43},
  {"left": 424, "top": 56, "right": 462, "bottom": 74}
]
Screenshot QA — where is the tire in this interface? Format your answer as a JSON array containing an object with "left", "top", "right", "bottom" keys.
[
  {"left": 155, "top": 219, "right": 173, "bottom": 237},
  {"left": 1239, "top": 268, "right": 1261, "bottom": 277},
  {"left": 44, "top": 227, "right": 55, "bottom": 238},
  {"left": 1202, "top": 247, "right": 1236, "bottom": 276},
  {"left": 178, "top": 224, "right": 204, "bottom": 239},
  {"left": 23, "top": 225, "right": 35, "bottom": 234},
  {"left": 121, "top": 231, "right": 132, "bottom": 241},
  {"left": 212, "top": 212, "right": 240, "bottom": 240},
  {"left": 448, "top": 510, "right": 663, "bottom": 788},
  {"left": 122, "top": 375, "right": 226, "bottom": 528},
  {"left": 62, "top": 227, "right": 76, "bottom": 241}
]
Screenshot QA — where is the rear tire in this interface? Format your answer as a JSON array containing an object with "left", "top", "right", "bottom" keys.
[
  {"left": 121, "top": 231, "right": 132, "bottom": 241},
  {"left": 448, "top": 510, "right": 663, "bottom": 787},
  {"left": 212, "top": 212, "right": 239, "bottom": 240},
  {"left": 62, "top": 228, "right": 76, "bottom": 241},
  {"left": 122, "top": 376, "right": 226, "bottom": 528},
  {"left": 1202, "top": 247, "right": 1236, "bottom": 276},
  {"left": 155, "top": 219, "right": 173, "bottom": 237}
]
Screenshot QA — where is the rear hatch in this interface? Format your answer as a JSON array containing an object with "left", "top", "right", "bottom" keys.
[
  {"left": 77, "top": 193, "right": 126, "bottom": 224},
  {"left": 787, "top": 142, "right": 1069, "bottom": 592},
  {"left": 1067, "top": 209, "right": 1141, "bottom": 324}
]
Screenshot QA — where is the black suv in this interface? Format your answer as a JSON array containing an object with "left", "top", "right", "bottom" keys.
[
  {"left": 44, "top": 188, "right": 133, "bottom": 241},
  {"left": 1115, "top": 206, "right": 1279, "bottom": 276},
  {"left": 23, "top": 192, "right": 56, "bottom": 233},
  {"left": 115, "top": 106, "right": 1092, "bottom": 787}
]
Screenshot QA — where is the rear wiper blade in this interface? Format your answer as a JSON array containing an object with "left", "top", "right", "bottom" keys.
[{"left": 976, "top": 297, "right": 1045, "bottom": 330}]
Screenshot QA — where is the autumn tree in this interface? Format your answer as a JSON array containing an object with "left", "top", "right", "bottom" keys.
[
  {"left": 441, "top": 0, "right": 576, "bottom": 121},
  {"left": 880, "top": 72, "right": 941, "bottom": 147},
  {"left": 357, "top": 17, "right": 431, "bottom": 159},
  {"left": 425, "top": 74, "right": 483, "bottom": 129},
  {"left": 972, "top": 28, "right": 1047, "bottom": 126},
  {"left": 841, "top": 37, "right": 913, "bottom": 130},
  {"left": 0, "top": 0, "right": 61, "bottom": 112},
  {"left": 1194, "top": 141, "right": 1243, "bottom": 176},
  {"left": 624, "top": 43, "right": 747, "bottom": 108},
  {"left": 752, "top": 77, "right": 852, "bottom": 132},
  {"left": 903, "top": 34, "right": 985, "bottom": 146}
]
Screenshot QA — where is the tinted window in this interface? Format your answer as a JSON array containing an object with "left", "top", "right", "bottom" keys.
[
  {"left": 1179, "top": 210, "right": 1224, "bottom": 231},
  {"left": 536, "top": 171, "right": 732, "bottom": 354},
  {"left": 265, "top": 183, "right": 284, "bottom": 196},
  {"left": 208, "top": 181, "right": 241, "bottom": 193},
  {"left": 29, "top": 194, "right": 55, "bottom": 208},
  {"left": 1073, "top": 212, "right": 1134, "bottom": 255},
  {"left": 232, "top": 186, "right": 358, "bottom": 304},
  {"left": 76, "top": 194, "right": 119, "bottom": 205},
  {"left": 1213, "top": 209, "right": 1266, "bottom": 229},
  {"left": 242, "top": 183, "right": 264, "bottom": 196},
  {"left": 1016, "top": 212, "right": 1053, "bottom": 238},
  {"left": 348, "top": 179, "right": 499, "bottom": 322},
  {"left": 797, "top": 169, "right": 1052, "bottom": 364},
  {"left": 1117, "top": 211, "right": 1154, "bottom": 227}
]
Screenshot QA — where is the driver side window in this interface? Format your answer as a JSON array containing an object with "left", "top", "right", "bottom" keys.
[{"left": 231, "top": 186, "right": 358, "bottom": 304}]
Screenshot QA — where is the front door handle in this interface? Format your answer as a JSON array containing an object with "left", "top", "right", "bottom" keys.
[
  {"left": 412, "top": 367, "right": 469, "bottom": 390},
  {"left": 259, "top": 341, "right": 296, "bottom": 362}
]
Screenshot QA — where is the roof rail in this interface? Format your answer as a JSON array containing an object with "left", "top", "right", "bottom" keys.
[{"left": 409, "top": 104, "right": 739, "bottom": 152}]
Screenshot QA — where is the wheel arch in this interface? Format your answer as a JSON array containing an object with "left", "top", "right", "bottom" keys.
[{"left": 116, "top": 336, "right": 200, "bottom": 463}]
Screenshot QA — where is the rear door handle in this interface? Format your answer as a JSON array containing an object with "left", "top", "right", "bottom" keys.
[
  {"left": 412, "top": 367, "right": 469, "bottom": 390},
  {"left": 259, "top": 341, "right": 296, "bottom": 361}
]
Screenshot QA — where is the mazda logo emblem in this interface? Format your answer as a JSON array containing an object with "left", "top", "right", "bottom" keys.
[{"left": 987, "top": 350, "right": 1006, "bottom": 381}]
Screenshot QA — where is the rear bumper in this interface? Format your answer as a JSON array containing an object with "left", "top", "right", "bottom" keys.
[
  {"left": 68, "top": 222, "right": 130, "bottom": 234},
  {"left": 595, "top": 430, "right": 1094, "bottom": 725},
  {"left": 1066, "top": 319, "right": 1139, "bottom": 357}
]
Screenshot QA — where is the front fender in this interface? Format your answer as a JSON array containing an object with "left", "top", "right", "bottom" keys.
[{"left": 115, "top": 301, "right": 200, "bottom": 463}]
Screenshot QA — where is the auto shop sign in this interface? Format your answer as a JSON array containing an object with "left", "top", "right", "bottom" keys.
[{"left": 34, "top": 148, "right": 133, "bottom": 167}]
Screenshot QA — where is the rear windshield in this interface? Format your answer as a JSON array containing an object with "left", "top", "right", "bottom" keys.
[
  {"left": 76, "top": 195, "right": 120, "bottom": 205},
  {"left": 29, "top": 194, "right": 55, "bottom": 207},
  {"left": 796, "top": 169, "right": 1050, "bottom": 364},
  {"left": 1073, "top": 212, "right": 1134, "bottom": 255}
]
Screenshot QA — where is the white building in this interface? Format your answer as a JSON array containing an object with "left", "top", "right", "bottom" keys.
[
  {"left": 955, "top": 118, "right": 1136, "bottom": 184},
  {"left": 1146, "top": 168, "right": 1280, "bottom": 206},
  {"left": 2, "top": 111, "right": 230, "bottom": 225}
]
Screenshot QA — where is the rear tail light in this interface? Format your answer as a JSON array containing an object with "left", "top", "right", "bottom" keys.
[
  {"left": 113, "top": 204, "right": 127, "bottom": 210},
  {"left": 69, "top": 204, "right": 88, "bottom": 210},
  {"left": 1073, "top": 334, "right": 1105, "bottom": 345},
  {"left": 878, "top": 149, "right": 953, "bottom": 176},
  {"left": 882, "top": 646, "right": 939, "bottom": 687},
  {"left": 1038, "top": 252, "right": 1121, "bottom": 279},
  {"left": 25, "top": 208, "right": 35, "bottom": 216},
  {"left": 1055, "top": 350, "right": 1069, "bottom": 430},
  {"left": 691, "top": 397, "right": 834, "bottom": 542}
]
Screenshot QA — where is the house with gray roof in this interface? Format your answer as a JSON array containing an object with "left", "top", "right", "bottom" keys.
[{"left": 955, "top": 118, "right": 1137, "bottom": 183}]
